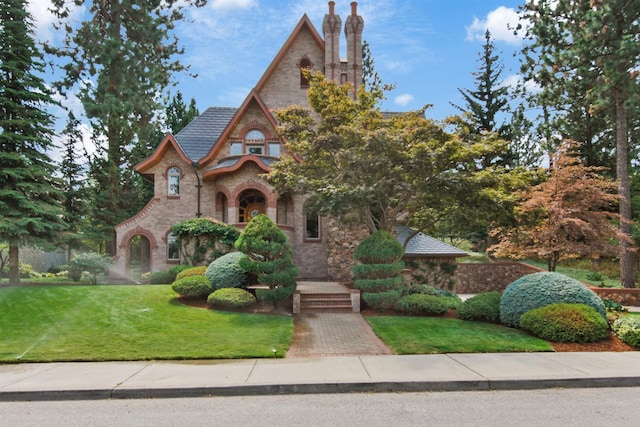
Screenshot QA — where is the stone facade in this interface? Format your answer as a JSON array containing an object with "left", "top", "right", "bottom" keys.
[
  {"left": 454, "top": 262, "right": 544, "bottom": 293},
  {"left": 112, "top": 3, "right": 364, "bottom": 281},
  {"left": 325, "top": 216, "right": 369, "bottom": 283}
]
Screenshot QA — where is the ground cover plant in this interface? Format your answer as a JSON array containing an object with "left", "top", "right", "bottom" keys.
[
  {"left": 366, "top": 316, "right": 552, "bottom": 353},
  {"left": 0, "top": 285, "right": 292, "bottom": 362}
]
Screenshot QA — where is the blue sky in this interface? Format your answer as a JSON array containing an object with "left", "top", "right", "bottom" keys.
[{"left": 28, "top": 0, "right": 527, "bottom": 130}]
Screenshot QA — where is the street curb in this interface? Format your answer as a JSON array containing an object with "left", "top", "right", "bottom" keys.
[{"left": 3, "top": 377, "right": 640, "bottom": 401}]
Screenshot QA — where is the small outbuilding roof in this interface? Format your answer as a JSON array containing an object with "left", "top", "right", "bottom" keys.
[
  {"left": 397, "top": 225, "right": 468, "bottom": 258},
  {"left": 173, "top": 107, "right": 238, "bottom": 161}
]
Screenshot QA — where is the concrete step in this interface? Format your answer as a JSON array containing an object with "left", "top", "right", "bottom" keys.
[{"left": 299, "top": 293, "right": 353, "bottom": 314}]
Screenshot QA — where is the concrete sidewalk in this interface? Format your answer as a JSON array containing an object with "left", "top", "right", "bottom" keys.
[{"left": 2, "top": 352, "right": 640, "bottom": 401}]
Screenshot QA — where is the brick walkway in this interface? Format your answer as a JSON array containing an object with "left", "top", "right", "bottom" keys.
[{"left": 286, "top": 313, "right": 394, "bottom": 358}]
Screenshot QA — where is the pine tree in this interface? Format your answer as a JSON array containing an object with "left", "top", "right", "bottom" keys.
[
  {"left": 520, "top": 0, "right": 639, "bottom": 287},
  {"left": 166, "top": 91, "right": 200, "bottom": 134},
  {"left": 0, "top": 0, "right": 67, "bottom": 284},
  {"left": 49, "top": 0, "right": 207, "bottom": 253}
]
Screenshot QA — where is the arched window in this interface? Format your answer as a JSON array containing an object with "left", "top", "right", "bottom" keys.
[
  {"left": 238, "top": 189, "right": 266, "bottom": 223},
  {"left": 168, "top": 167, "right": 180, "bottom": 196},
  {"left": 245, "top": 129, "right": 265, "bottom": 155},
  {"left": 300, "top": 58, "right": 311, "bottom": 87}
]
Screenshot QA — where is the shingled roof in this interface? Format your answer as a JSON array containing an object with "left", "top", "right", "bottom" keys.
[
  {"left": 173, "top": 107, "right": 238, "bottom": 162},
  {"left": 397, "top": 225, "right": 468, "bottom": 258}
]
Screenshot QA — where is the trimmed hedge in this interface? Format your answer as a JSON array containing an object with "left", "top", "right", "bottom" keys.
[
  {"left": 176, "top": 266, "right": 208, "bottom": 280},
  {"left": 353, "top": 230, "right": 404, "bottom": 264},
  {"left": 207, "top": 288, "right": 256, "bottom": 309},
  {"left": 395, "top": 294, "right": 449, "bottom": 316},
  {"left": 171, "top": 275, "right": 213, "bottom": 298},
  {"left": 149, "top": 271, "right": 175, "bottom": 285},
  {"left": 519, "top": 303, "right": 609, "bottom": 343},
  {"left": 500, "top": 272, "right": 607, "bottom": 328},
  {"left": 205, "top": 252, "right": 248, "bottom": 289},
  {"left": 354, "top": 276, "right": 403, "bottom": 293},
  {"left": 362, "top": 289, "right": 402, "bottom": 311},
  {"left": 612, "top": 317, "right": 640, "bottom": 348},
  {"left": 352, "top": 261, "right": 405, "bottom": 280},
  {"left": 457, "top": 292, "right": 502, "bottom": 323}
]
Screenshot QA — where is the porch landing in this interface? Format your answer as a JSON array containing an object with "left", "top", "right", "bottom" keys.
[{"left": 293, "top": 281, "right": 360, "bottom": 314}]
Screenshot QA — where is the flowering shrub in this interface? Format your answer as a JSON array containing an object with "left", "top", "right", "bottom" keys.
[{"left": 612, "top": 317, "right": 640, "bottom": 348}]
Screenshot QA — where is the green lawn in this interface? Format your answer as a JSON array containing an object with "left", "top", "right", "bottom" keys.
[
  {"left": 366, "top": 316, "right": 553, "bottom": 354},
  {"left": 0, "top": 285, "right": 293, "bottom": 362}
]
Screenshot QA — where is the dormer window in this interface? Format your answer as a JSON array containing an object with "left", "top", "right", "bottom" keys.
[{"left": 168, "top": 167, "right": 180, "bottom": 196}]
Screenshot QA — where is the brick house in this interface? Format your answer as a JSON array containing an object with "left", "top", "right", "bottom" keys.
[
  {"left": 112, "top": 1, "right": 467, "bottom": 283},
  {"left": 113, "top": 2, "right": 366, "bottom": 281}
]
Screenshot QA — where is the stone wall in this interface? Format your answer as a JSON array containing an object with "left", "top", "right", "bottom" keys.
[
  {"left": 402, "top": 257, "right": 459, "bottom": 290},
  {"left": 325, "top": 217, "right": 369, "bottom": 283},
  {"left": 589, "top": 287, "right": 640, "bottom": 306},
  {"left": 454, "top": 262, "right": 544, "bottom": 293}
]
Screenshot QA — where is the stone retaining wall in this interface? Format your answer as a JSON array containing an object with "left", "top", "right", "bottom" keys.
[
  {"left": 454, "top": 262, "right": 544, "bottom": 293},
  {"left": 589, "top": 287, "right": 640, "bottom": 306}
]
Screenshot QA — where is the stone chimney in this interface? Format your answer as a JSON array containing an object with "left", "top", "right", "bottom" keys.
[
  {"left": 322, "top": 1, "right": 342, "bottom": 83},
  {"left": 344, "top": 2, "right": 364, "bottom": 94}
]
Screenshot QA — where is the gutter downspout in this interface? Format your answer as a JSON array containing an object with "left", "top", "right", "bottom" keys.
[{"left": 192, "top": 161, "right": 202, "bottom": 218}]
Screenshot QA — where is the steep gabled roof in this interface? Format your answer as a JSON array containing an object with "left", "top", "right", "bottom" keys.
[
  {"left": 198, "top": 90, "right": 279, "bottom": 167},
  {"left": 135, "top": 133, "right": 193, "bottom": 173},
  {"left": 397, "top": 225, "right": 468, "bottom": 258},
  {"left": 174, "top": 107, "right": 238, "bottom": 162},
  {"left": 255, "top": 14, "right": 324, "bottom": 93}
]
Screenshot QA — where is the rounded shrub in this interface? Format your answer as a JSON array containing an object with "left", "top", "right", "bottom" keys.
[
  {"left": 519, "top": 303, "right": 609, "bottom": 343},
  {"left": 500, "top": 272, "right": 607, "bottom": 328},
  {"left": 400, "top": 283, "right": 441, "bottom": 297},
  {"left": 362, "top": 289, "right": 402, "bottom": 311},
  {"left": 395, "top": 293, "right": 449, "bottom": 316},
  {"left": 171, "top": 275, "right": 213, "bottom": 298},
  {"left": 612, "top": 317, "right": 640, "bottom": 348},
  {"left": 149, "top": 271, "right": 176, "bottom": 284},
  {"left": 205, "top": 252, "right": 248, "bottom": 289},
  {"left": 353, "top": 230, "right": 404, "bottom": 264},
  {"left": 208, "top": 288, "right": 256, "bottom": 309},
  {"left": 457, "top": 291, "right": 502, "bottom": 323},
  {"left": 176, "top": 266, "right": 208, "bottom": 280}
]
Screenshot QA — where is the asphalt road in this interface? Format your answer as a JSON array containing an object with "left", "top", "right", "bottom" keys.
[{"left": 2, "top": 387, "right": 639, "bottom": 426}]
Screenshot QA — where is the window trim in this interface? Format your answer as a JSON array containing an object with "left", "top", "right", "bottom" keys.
[{"left": 167, "top": 167, "right": 181, "bottom": 197}]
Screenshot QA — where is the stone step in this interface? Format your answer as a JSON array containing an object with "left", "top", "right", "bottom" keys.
[{"left": 299, "top": 293, "right": 354, "bottom": 314}]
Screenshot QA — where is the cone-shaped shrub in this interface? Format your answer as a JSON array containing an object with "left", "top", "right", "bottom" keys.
[
  {"left": 235, "top": 214, "right": 298, "bottom": 305},
  {"left": 352, "top": 230, "right": 404, "bottom": 311}
]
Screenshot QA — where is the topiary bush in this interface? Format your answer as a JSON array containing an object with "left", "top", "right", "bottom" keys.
[
  {"left": 457, "top": 291, "right": 502, "bottom": 323},
  {"left": 400, "top": 283, "right": 442, "bottom": 297},
  {"left": 176, "top": 266, "right": 208, "bottom": 280},
  {"left": 169, "top": 265, "right": 192, "bottom": 279},
  {"left": 235, "top": 214, "right": 298, "bottom": 307},
  {"left": 395, "top": 293, "right": 449, "bottom": 316},
  {"left": 519, "top": 303, "right": 609, "bottom": 343},
  {"left": 171, "top": 275, "right": 213, "bottom": 298},
  {"left": 208, "top": 288, "right": 256, "bottom": 310},
  {"left": 612, "top": 317, "right": 640, "bottom": 348},
  {"left": 149, "top": 271, "right": 175, "bottom": 284},
  {"left": 205, "top": 252, "right": 248, "bottom": 289},
  {"left": 500, "top": 272, "right": 607, "bottom": 328},
  {"left": 352, "top": 230, "right": 404, "bottom": 311}
]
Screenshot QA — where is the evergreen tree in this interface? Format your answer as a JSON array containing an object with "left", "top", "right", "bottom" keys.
[
  {"left": 59, "top": 112, "right": 87, "bottom": 258},
  {"left": 0, "top": 0, "right": 67, "bottom": 284},
  {"left": 166, "top": 91, "right": 199, "bottom": 134},
  {"left": 520, "top": 0, "right": 640, "bottom": 287},
  {"left": 452, "top": 30, "right": 509, "bottom": 137},
  {"left": 49, "top": 0, "right": 207, "bottom": 253}
]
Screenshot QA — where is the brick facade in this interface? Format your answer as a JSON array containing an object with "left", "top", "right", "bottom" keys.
[{"left": 113, "top": 3, "right": 364, "bottom": 281}]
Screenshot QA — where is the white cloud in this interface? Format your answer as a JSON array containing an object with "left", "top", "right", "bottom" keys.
[
  {"left": 394, "top": 93, "right": 414, "bottom": 107},
  {"left": 210, "top": 0, "right": 257, "bottom": 10},
  {"left": 501, "top": 73, "right": 540, "bottom": 93},
  {"left": 466, "top": 6, "right": 523, "bottom": 45}
]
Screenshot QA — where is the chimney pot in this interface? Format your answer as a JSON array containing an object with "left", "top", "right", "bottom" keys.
[
  {"left": 351, "top": 2, "right": 357, "bottom": 15},
  {"left": 328, "top": 1, "right": 335, "bottom": 15}
]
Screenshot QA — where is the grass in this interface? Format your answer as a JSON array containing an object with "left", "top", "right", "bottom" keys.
[
  {"left": 522, "top": 259, "right": 622, "bottom": 288},
  {"left": 0, "top": 285, "right": 293, "bottom": 363},
  {"left": 366, "top": 316, "right": 553, "bottom": 354}
]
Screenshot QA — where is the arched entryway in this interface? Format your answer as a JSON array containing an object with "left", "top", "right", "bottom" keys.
[
  {"left": 129, "top": 234, "right": 151, "bottom": 281},
  {"left": 238, "top": 189, "right": 266, "bottom": 223}
]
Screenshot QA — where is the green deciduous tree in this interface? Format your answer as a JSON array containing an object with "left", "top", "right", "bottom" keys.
[
  {"left": 490, "top": 142, "right": 620, "bottom": 272},
  {"left": 0, "top": 0, "right": 67, "bottom": 284},
  {"left": 49, "top": 0, "right": 207, "bottom": 254},
  {"left": 519, "top": 0, "right": 639, "bottom": 286},
  {"left": 269, "top": 71, "right": 528, "bottom": 240}
]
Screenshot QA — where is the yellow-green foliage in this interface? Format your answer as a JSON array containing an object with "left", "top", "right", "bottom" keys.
[
  {"left": 176, "top": 266, "right": 208, "bottom": 280},
  {"left": 520, "top": 303, "right": 609, "bottom": 343}
]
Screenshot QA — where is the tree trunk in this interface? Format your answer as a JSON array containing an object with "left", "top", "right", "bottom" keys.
[
  {"left": 615, "top": 94, "right": 635, "bottom": 288},
  {"left": 8, "top": 243, "right": 20, "bottom": 285}
]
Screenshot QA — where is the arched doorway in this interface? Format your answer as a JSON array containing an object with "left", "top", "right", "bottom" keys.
[
  {"left": 129, "top": 234, "right": 151, "bottom": 281},
  {"left": 238, "top": 189, "right": 266, "bottom": 222}
]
